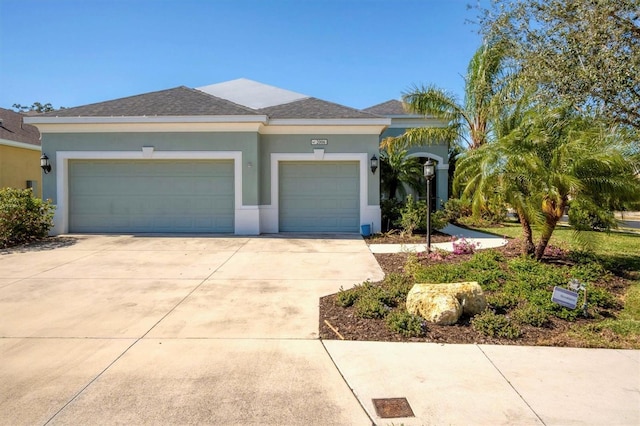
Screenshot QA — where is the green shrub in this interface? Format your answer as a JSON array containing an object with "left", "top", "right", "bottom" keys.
[
  {"left": 587, "top": 287, "right": 619, "bottom": 309},
  {"left": 548, "top": 300, "right": 582, "bottom": 321},
  {"left": 413, "top": 262, "right": 470, "bottom": 284},
  {"left": 467, "top": 250, "right": 505, "bottom": 270},
  {"left": 396, "top": 195, "right": 447, "bottom": 236},
  {"left": 507, "top": 256, "right": 545, "bottom": 274},
  {"left": 381, "top": 199, "right": 403, "bottom": 232},
  {"left": 508, "top": 257, "right": 568, "bottom": 289},
  {"left": 486, "top": 292, "right": 521, "bottom": 312},
  {"left": 354, "top": 293, "right": 390, "bottom": 319},
  {"left": 512, "top": 303, "right": 551, "bottom": 327},
  {"left": 429, "top": 209, "right": 448, "bottom": 232},
  {"left": 471, "top": 310, "right": 522, "bottom": 339},
  {"left": 0, "top": 188, "right": 55, "bottom": 248},
  {"left": 571, "top": 263, "right": 608, "bottom": 283},
  {"left": 403, "top": 253, "right": 423, "bottom": 278},
  {"left": 385, "top": 311, "right": 426, "bottom": 337},
  {"left": 442, "top": 198, "right": 472, "bottom": 223},
  {"left": 397, "top": 195, "right": 420, "bottom": 237},
  {"left": 336, "top": 285, "right": 360, "bottom": 307},
  {"left": 384, "top": 273, "right": 414, "bottom": 304}
]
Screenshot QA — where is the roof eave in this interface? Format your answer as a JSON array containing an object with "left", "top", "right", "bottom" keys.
[
  {"left": 268, "top": 118, "right": 391, "bottom": 126},
  {"left": 24, "top": 115, "right": 269, "bottom": 125},
  {"left": 0, "top": 138, "right": 41, "bottom": 150}
]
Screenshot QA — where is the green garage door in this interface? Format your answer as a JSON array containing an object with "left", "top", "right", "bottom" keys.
[
  {"left": 69, "top": 160, "right": 234, "bottom": 233},
  {"left": 279, "top": 161, "right": 359, "bottom": 232}
]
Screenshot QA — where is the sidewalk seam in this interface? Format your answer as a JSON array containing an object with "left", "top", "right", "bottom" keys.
[
  {"left": 477, "top": 345, "right": 547, "bottom": 425},
  {"left": 320, "top": 339, "right": 376, "bottom": 426}
]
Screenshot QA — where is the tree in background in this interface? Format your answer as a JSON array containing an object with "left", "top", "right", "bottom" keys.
[
  {"left": 382, "top": 40, "right": 512, "bottom": 152},
  {"left": 379, "top": 143, "right": 425, "bottom": 201},
  {"left": 480, "top": 0, "right": 640, "bottom": 132},
  {"left": 12, "top": 102, "right": 60, "bottom": 113}
]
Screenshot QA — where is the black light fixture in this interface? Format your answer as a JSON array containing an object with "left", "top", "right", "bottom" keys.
[
  {"left": 370, "top": 154, "right": 378, "bottom": 174},
  {"left": 423, "top": 159, "right": 436, "bottom": 252},
  {"left": 40, "top": 154, "right": 51, "bottom": 174}
]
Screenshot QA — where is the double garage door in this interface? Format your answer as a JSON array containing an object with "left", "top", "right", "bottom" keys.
[
  {"left": 68, "top": 159, "right": 360, "bottom": 233},
  {"left": 279, "top": 161, "right": 359, "bottom": 232},
  {"left": 68, "top": 160, "right": 234, "bottom": 233}
]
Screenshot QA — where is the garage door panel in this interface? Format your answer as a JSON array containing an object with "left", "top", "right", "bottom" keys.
[
  {"left": 69, "top": 160, "right": 234, "bottom": 233},
  {"left": 279, "top": 161, "right": 359, "bottom": 232}
]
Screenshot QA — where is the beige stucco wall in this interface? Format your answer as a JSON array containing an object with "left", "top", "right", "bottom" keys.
[{"left": 0, "top": 144, "right": 42, "bottom": 198}]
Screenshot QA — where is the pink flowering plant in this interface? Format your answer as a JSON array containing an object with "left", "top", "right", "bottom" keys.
[
  {"left": 451, "top": 236, "right": 481, "bottom": 255},
  {"left": 419, "top": 248, "right": 449, "bottom": 261}
]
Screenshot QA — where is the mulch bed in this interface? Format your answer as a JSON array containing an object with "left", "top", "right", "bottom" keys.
[{"left": 319, "top": 235, "right": 633, "bottom": 347}]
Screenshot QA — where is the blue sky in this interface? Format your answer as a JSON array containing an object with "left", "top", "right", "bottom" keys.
[{"left": 0, "top": 0, "right": 485, "bottom": 111}]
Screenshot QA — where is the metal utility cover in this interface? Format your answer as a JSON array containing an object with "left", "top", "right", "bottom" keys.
[{"left": 372, "top": 397, "right": 415, "bottom": 418}]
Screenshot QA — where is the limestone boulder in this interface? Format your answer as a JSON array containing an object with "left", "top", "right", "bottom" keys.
[{"left": 406, "top": 282, "right": 487, "bottom": 325}]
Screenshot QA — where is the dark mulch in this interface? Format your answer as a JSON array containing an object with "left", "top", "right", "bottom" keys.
[{"left": 319, "top": 236, "right": 634, "bottom": 347}]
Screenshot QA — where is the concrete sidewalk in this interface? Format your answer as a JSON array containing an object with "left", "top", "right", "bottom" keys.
[
  {"left": 369, "top": 223, "right": 509, "bottom": 254},
  {"left": 324, "top": 341, "right": 640, "bottom": 425}
]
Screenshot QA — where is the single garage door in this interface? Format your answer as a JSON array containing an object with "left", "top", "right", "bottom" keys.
[
  {"left": 69, "top": 160, "right": 234, "bottom": 233},
  {"left": 279, "top": 161, "right": 359, "bottom": 232}
]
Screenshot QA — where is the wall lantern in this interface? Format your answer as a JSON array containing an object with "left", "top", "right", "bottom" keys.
[
  {"left": 370, "top": 154, "right": 378, "bottom": 174},
  {"left": 40, "top": 154, "right": 52, "bottom": 174}
]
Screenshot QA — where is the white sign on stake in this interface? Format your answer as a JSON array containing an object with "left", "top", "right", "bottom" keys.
[{"left": 552, "top": 286, "right": 579, "bottom": 309}]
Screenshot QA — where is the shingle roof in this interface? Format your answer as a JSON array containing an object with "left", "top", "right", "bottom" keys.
[
  {"left": 41, "top": 86, "right": 261, "bottom": 117},
  {"left": 362, "top": 99, "right": 412, "bottom": 116},
  {"left": 32, "top": 81, "right": 389, "bottom": 122},
  {"left": 259, "top": 97, "right": 382, "bottom": 119},
  {"left": 0, "top": 107, "right": 41, "bottom": 146}
]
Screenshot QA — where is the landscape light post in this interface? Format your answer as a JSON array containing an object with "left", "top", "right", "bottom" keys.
[{"left": 423, "top": 159, "right": 435, "bottom": 253}]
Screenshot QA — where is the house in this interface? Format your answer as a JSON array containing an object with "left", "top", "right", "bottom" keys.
[
  {"left": 0, "top": 107, "right": 42, "bottom": 197},
  {"left": 25, "top": 79, "right": 447, "bottom": 235},
  {"left": 363, "top": 99, "right": 449, "bottom": 209}
]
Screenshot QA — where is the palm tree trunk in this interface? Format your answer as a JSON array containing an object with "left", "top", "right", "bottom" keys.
[
  {"left": 517, "top": 209, "right": 535, "bottom": 256},
  {"left": 389, "top": 181, "right": 398, "bottom": 201},
  {"left": 535, "top": 217, "right": 559, "bottom": 260},
  {"left": 535, "top": 197, "right": 566, "bottom": 260}
]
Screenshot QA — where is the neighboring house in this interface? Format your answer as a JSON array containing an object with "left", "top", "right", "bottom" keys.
[
  {"left": 363, "top": 100, "right": 449, "bottom": 208},
  {"left": 0, "top": 107, "right": 42, "bottom": 197},
  {"left": 25, "top": 79, "right": 447, "bottom": 235}
]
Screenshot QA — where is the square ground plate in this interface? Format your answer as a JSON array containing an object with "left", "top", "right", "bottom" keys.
[{"left": 372, "top": 397, "right": 415, "bottom": 418}]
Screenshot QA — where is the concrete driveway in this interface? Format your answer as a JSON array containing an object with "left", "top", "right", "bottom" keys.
[
  {"left": 4, "top": 234, "right": 639, "bottom": 426},
  {"left": 0, "top": 234, "right": 383, "bottom": 425}
]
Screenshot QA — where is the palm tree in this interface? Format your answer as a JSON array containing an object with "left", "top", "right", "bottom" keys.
[
  {"left": 379, "top": 143, "right": 425, "bottom": 200},
  {"left": 455, "top": 104, "right": 640, "bottom": 260},
  {"left": 381, "top": 40, "right": 510, "bottom": 152}
]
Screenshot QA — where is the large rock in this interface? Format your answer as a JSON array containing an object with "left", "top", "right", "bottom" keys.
[{"left": 406, "top": 282, "right": 487, "bottom": 325}]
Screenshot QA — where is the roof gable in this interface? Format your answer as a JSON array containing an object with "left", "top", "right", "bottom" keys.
[
  {"left": 363, "top": 99, "right": 414, "bottom": 116},
  {"left": 41, "top": 86, "right": 261, "bottom": 117},
  {"left": 0, "top": 107, "right": 41, "bottom": 146}
]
